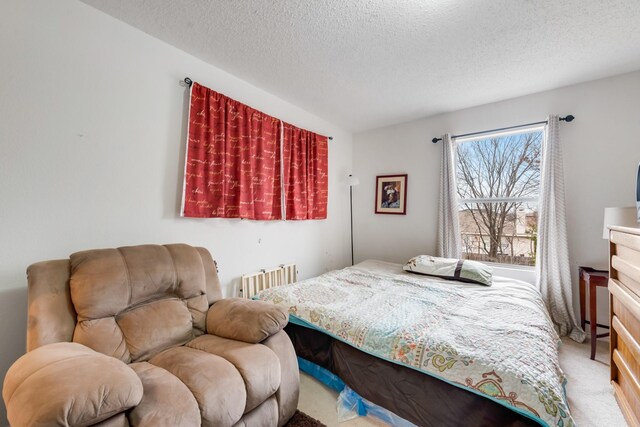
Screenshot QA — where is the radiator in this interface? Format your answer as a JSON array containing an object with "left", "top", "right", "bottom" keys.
[{"left": 240, "top": 264, "right": 297, "bottom": 299}]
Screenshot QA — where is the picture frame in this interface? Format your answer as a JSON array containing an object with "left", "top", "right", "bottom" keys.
[{"left": 375, "top": 174, "right": 408, "bottom": 215}]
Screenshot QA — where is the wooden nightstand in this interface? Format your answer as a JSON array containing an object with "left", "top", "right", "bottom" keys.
[{"left": 578, "top": 266, "right": 610, "bottom": 360}]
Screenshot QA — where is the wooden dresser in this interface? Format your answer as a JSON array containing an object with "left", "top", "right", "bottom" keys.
[{"left": 609, "top": 225, "right": 640, "bottom": 427}]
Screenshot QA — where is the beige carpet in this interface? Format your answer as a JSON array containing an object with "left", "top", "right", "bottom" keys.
[
  {"left": 298, "top": 337, "right": 626, "bottom": 426},
  {"left": 561, "top": 338, "right": 626, "bottom": 427}
]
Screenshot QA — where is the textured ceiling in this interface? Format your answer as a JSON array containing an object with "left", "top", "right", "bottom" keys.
[{"left": 81, "top": 0, "right": 640, "bottom": 132}]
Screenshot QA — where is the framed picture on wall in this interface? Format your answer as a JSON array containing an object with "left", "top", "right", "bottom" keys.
[{"left": 375, "top": 174, "right": 408, "bottom": 215}]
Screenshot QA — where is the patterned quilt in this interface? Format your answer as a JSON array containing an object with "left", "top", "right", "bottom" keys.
[{"left": 256, "top": 260, "right": 573, "bottom": 427}]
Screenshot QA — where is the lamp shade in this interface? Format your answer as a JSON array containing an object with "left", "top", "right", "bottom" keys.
[
  {"left": 347, "top": 174, "right": 360, "bottom": 186},
  {"left": 603, "top": 207, "right": 638, "bottom": 239}
]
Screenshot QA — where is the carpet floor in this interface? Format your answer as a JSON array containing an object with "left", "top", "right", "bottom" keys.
[
  {"left": 286, "top": 410, "right": 327, "bottom": 427},
  {"left": 297, "top": 337, "right": 626, "bottom": 426}
]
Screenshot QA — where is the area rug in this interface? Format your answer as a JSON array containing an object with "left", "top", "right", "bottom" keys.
[{"left": 285, "top": 410, "right": 327, "bottom": 427}]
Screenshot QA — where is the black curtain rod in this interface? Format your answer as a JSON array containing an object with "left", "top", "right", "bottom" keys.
[
  {"left": 182, "top": 77, "right": 333, "bottom": 140},
  {"left": 431, "top": 115, "right": 575, "bottom": 143}
]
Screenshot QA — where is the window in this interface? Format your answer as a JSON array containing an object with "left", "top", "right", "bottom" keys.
[{"left": 455, "top": 126, "right": 543, "bottom": 266}]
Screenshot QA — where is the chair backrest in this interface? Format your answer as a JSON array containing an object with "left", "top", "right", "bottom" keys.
[{"left": 26, "top": 244, "right": 222, "bottom": 362}]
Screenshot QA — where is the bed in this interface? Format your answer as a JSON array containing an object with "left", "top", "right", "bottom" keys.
[{"left": 256, "top": 260, "right": 574, "bottom": 427}]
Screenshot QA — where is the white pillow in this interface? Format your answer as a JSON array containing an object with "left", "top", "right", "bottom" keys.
[{"left": 403, "top": 255, "right": 492, "bottom": 286}]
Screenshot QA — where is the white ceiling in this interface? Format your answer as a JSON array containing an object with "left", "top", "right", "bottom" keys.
[{"left": 81, "top": 0, "right": 640, "bottom": 132}]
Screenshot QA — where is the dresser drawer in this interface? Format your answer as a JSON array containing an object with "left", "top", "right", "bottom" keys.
[
  {"left": 611, "top": 279, "right": 640, "bottom": 326},
  {"left": 612, "top": 255, "right": 640, "bottom": 299},
  {"left": 613, "top": 346, "right": 640, "bottom": 427},
  {"left": 612, "top": 314, "right": 640, "bottom": 377},
  {"left": 611, "top": 229, "right": 640, "bottom": 254}
]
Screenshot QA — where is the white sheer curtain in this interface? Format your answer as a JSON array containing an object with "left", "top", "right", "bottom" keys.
[
  {"left": 437, "top": 134, "right": 462, "bottom": 258},
  {"left": 536, "top": 115, "right": 585, "bottom": 342}
]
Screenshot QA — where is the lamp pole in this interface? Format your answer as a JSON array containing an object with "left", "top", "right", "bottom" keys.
[
  {"left": 350, "top": 183, "right": 354, "bottom": 265},
  {"left": 348, "top": 174, "right": 359, "bottom": 265}
]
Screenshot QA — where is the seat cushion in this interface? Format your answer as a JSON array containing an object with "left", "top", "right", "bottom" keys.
[
  {"left": 93, "top": 413, "right": 130, "bottom": 427},
  {"left": 232, "top": 396, "right": 278, "bottom": 427},
  {"left": 187, "top": 334, "right": 281, "bottom": 413},
  {"left": 129, "top": 362, "right": 201, "bottom": 427},
  {"left": 117, "top": 298, "right": 195, "bottom": 361},
  {"left": 150, "top": 346, "right": 246, "bottom": 427}
]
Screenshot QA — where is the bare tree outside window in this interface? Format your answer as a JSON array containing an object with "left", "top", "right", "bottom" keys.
[{"left": 456, "top": 130, "right": 543, "bottom": 266}]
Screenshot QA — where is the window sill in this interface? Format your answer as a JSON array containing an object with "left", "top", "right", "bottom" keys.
[
  {"left": 474, "top": 261, "right": 537, "bottom": 286},
  {"left": 478, "top": 261, "right": 536, "bottom": 271}
]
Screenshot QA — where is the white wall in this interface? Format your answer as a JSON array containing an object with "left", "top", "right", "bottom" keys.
[
  {"left": 353, "top": 71, "right": 640, "bottom": 325},
  {"left": 0, "top": 0, "right": 353, "bottom": 419}
]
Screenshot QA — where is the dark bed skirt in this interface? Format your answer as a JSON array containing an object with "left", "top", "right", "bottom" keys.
[{"left": 285, "top": 323, "right": 540, "bottom": 427}]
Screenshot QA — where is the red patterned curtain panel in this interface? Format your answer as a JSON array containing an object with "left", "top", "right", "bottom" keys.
[
  {"left": 282, "top": 123, "right": 329, "bottom": 220},
  {"left": 182, "top": 83, "right": 283, "bottom": 220},
  {"left": 182, "top": 82, "right": 328, "bottom": 220}
]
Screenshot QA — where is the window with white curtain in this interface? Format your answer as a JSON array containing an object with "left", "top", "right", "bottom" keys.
[{"left": 455, "top": 126, "right": 543, "bottom": 266}]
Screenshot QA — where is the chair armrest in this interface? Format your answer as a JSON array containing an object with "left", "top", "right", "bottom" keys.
[
  {"left": 3, "top": 342, "right": 143, "bottom": 427},
  {"left": 207, "top": 298, "right": 289, "bottom": 343}
]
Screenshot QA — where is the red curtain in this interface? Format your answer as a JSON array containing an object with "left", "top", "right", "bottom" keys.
[
  {"left": 282, "top": 123, "right": 329, "bottom": 220},
  {"left": 182, "top": 83, "right": 282, "bottom": 219}
]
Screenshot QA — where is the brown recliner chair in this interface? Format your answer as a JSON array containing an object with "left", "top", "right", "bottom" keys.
[{"left": 2, "top": 244, "right": 299, "bottom": 427}]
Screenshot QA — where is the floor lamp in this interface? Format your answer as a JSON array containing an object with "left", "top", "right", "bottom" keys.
[{"left": 347, "top": 174, "right": 360, "bottom": 265}]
